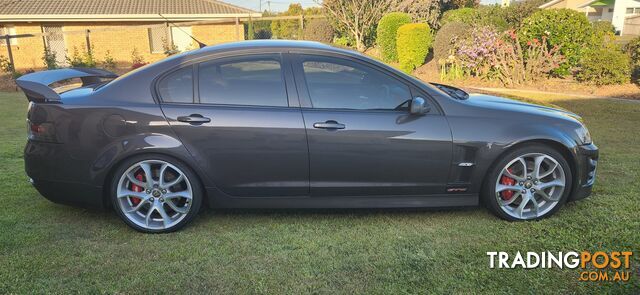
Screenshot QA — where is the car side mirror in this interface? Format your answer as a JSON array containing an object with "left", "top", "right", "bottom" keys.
[{"left": 410, "top": 97, "right": 430, "bottom": 115}]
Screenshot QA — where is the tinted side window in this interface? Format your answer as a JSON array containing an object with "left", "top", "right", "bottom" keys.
[
  {"left": 157, "top": 66, "right": 193, "bottom": 103},
  {"left": 301, "top": 56, "right": 411, "bottom": 110},
  {"left": 199, "top": 56, "right": 288, "bottom": 107}
]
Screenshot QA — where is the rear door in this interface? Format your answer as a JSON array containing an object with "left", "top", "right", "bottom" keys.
[
  {"left": 291, "top": 53, "right": 453, "bottom": 197},
  {"left": 159, "top": 53, "right": 309, "bottom": 197}
]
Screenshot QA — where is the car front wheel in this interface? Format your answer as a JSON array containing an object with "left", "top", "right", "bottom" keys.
[
  {"left": 484, "top": 144, "right": 573, "bottom": 221},
  {"left": 111, "top": 155, "right": 202, "bottom": 233}
]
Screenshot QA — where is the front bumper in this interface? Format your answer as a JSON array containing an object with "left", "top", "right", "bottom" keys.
[{"left": 569, "top": 143, "right": 598, "bottom": 201}]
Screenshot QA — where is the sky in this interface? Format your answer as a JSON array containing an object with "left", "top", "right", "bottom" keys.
[
  {"left": 224, "top": 0, "right": 319, "bottom": 12},
  {"left": 224, "top": 0, "right": 500, "bottom": 13}
]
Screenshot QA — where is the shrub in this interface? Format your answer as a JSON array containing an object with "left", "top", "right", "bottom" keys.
[
  {"left": 254, "top": 29, "right": 272, "bottom": 39},
  {"left": 592, "top": 21, "right": 615, "bottom": 37},
  {"left": 396, "top": 23, "right": 433, "bottom": 73},
  {"left": 440, "top": 28, "right": 564, "bottom": 85},
  {"left": 440, "top": 8, "right": 477, "bottom": 25},
  {"left": 333, "top": 36, "right": 354, "bottom": 48},
  {"left": 303, "top": 18, "right": 335, "bottom": 43},
  {"left": 576, "top": 47, "right": 631, "bottom": 85},
  {"left": 0, "top": 55, "right": 14, "bottom": 73},
  {"left": 131, "top": 48, "right": 147, "bottom": 70},
  {"left": 42, "top": 48, "right": 58, "bottom": 70},
  {"left": 247, "top": 19, "right": 273, "bottom": 39},
  {"left": 66, "top": 46, "right": 96, "bottom": 68},
  {"left": 434, "top": 22, "right": 472, "bottom": 61},
  {"left": 440, "top": 6, "right": 508, "bottom": 30},
  {"left": 519, "top": 9, "right": 593, "bottom": 76},
  {"left": 395, "top": 0, "right": 443, "bottom": 29},
  {"left": 101, "top": 50, "right": 116, "bottom": 70},
  {"left": 162, "top": 38, "right": 179, "bottom": 56},
  {"left": 624, "top": 36, "right": 640, "bottom": 77},
  {"left": 377, "top": 12, "right": 412, "bottom": 62},
  {"left": 271, "top": 4, "right": 303, "bottom": 39},
  {"left": 591, "top": 20, "right": 616, "bottom": 47},
  {"left": 456, "top": 26, "right": 501, "bottom": 76},
  {"left": 501, "top": 0, "right": 545, "bottom": 28}
]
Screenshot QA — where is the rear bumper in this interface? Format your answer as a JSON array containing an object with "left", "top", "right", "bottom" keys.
[
  {"left": 25, "top": 140, "right": 105, "bottom": 209},
  {"left": 569, "top": 143, "right": 598, "bottom": 201},
  {"left": 29, "top": 178, "right": 104, "bottom": 209}
]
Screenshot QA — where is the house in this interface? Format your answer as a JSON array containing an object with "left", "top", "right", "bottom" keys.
[
  {"left": 0, "top": 0, "right": 260, "bottom": 70},
  {"left": 539, "top": 0, "right": 640, "bottom": 35}
]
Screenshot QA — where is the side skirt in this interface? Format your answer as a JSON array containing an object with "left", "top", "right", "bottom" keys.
[{"left": 206, "top": 187, "right": 479, "bottom": 209}]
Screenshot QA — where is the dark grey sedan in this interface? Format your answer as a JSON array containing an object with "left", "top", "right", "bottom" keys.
[{"left": 17, "top": 40, "right": 598, "bottom": 233}]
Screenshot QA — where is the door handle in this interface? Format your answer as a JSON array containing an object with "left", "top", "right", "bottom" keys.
[
  {"left": 177, "top": 114, "right": 211, "bottom": 124},
  {"left": 313, "top": 120, "right": 345, "bottom": 130}
]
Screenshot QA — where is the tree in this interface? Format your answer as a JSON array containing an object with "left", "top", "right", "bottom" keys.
[
  {"left": 395, "top": 0, "right": 444, "bottom": 29},
  {"left": 318, "top": 0, "right": 397, "bottom": 51},
  {"left": 271, "top": 4, "right": 304, "bottom": 39}
]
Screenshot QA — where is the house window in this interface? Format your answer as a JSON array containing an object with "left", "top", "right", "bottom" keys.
[
  {"left": 627, "top": 7, "right": 640, "bottom": 14},
  {"left": 0, "top": 25, "right": 18, "bottom": 45},
  {"left": 148, "top": 26, "right": 169, "bottom": 53}
]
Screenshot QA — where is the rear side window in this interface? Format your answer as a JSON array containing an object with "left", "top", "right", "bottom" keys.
[
  {"left": 157, "top": 66, "right": 194, "bottom": 103},
  {"left": 198, "top": 55, "right": 288, "bottom": 107}
]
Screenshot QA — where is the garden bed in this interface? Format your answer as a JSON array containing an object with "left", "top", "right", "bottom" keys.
[{"left": 414, "top": 60, "right": 640, "bottom": 100}]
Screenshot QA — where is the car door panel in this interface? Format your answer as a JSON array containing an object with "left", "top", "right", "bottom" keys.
[
  {"left": 303, "top": 110, "right": 452, "bottom": 196},
  {"left": 159, "top": 54, "right": 310, "bottom": 197},
  {"left": 291, "top": 53, "right": 453, "bottom": 197},
  {"left": 162, "top": 105, "right": 309, "bottom": 197}
]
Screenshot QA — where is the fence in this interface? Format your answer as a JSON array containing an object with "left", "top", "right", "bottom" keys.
[
  {"left": 624, "top": 16, "right": 640, "bottom": 36},
  {"left": 0, "top": 15, "right": 326, "bottom": 73}
]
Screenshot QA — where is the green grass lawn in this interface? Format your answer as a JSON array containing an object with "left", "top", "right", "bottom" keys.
[{"left": 0, "top": 91, "right": 638, "bottom": 294}]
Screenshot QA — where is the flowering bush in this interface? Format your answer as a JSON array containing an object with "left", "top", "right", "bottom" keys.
[
  {"left": 455, "top": 26, "right": 500, "bottom": 76},
  {"left": 438, "top": 27, "right": 564, "bottom": 85},
  {"left": 130, "top": 48, "right": 147, "bottom": 70},
  {"left": 522, "top": 36, "right": 564, "bottom": 82},
  {"left": 489, "top": 31, "right": 564, "bottom": 85},
  {"left": 519, "top": 9, "right": 593, "bottom": 76}
]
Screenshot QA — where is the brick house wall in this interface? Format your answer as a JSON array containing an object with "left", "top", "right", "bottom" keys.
[{"left": 1, "top": 21, "right": 244, "bottom": 70}]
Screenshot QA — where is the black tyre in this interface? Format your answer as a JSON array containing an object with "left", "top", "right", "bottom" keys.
[
  {"left": 110, "top": 154, "right": 203, "bottom": 233},
  {"left": 482, "top": 144, "right": 572, "bottom": 221}
]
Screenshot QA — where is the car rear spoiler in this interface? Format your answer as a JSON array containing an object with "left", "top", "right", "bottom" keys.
[{"left": 16, "top": 68, "right": 118, "bottom": 102}]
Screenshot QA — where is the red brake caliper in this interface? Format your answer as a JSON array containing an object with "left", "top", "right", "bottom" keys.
[
  {"left": 500, "top": 168, "right": 516, "bottom": 200},
  {"left": 130, "top": 172, "right": 144, "bottom": 205}
]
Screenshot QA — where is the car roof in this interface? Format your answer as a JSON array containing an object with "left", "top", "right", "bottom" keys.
[
  {"left": 202, "top": 40, "right": 334, "bottom": 51},
  {"left": 180, "top": 40, "right": 359, "bottom": 60}
]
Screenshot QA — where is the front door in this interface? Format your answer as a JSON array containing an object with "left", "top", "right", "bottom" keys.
[
  {"left": 159, "top": 53, "right": 309, "bottom": 197},
  {"left": 291, "top": 54, "right": 452, "bottom": 197}
]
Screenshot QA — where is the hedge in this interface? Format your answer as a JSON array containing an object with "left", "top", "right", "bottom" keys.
[
  {"left": 377, "top": 12, "right": 412, "bottom": 62},
  {"left": 396, "top": 23, "right": 432, "bottom": 73},
  {"left": 519, "top": 9, "right": 593, "bottom": 76},
  {"left": 303, "top": 18, "right": 335, "bottom": 43},
  {"left": 576, "top": 47, "right": 631, "bottom": 85},
  {"left": 433, "top": 21, "right": 471, "bottom": 61}
]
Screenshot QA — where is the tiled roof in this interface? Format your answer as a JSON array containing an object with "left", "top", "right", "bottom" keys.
[{"left": 0, "top": 0, "right": 255, "bottom": 15}]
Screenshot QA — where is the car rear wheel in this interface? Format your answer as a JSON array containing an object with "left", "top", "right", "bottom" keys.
[
  {"left": 111, "top": 155, "right": 202, "bottom": 233},
  {"left": 483, "top": 144, "right": 572, "bottom": 221}
]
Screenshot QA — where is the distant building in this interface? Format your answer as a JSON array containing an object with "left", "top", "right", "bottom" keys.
[
  {"left": 539, "top": 0, "right": 640, "bottom": 35},
  {"left": 0, "top": 0, "right": 260, "bottom": 69}
]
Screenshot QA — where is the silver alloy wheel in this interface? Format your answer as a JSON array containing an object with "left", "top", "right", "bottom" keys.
[
  {"left": 116, "top": 160, "right": 193, "bottom": 230},
  {"left": 495, "top": 153, "right": 566, "bottom": 220}
]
